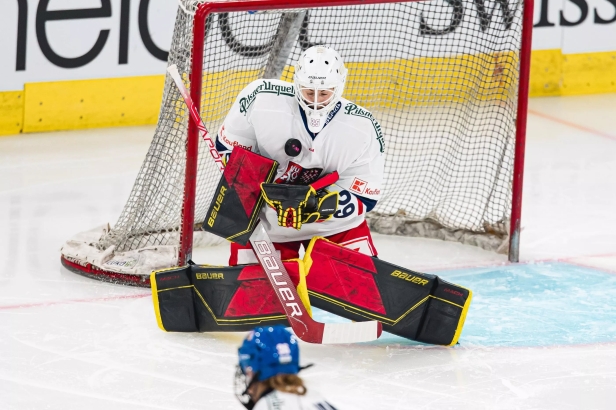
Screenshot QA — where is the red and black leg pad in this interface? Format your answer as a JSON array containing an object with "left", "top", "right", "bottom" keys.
[
  {"left": 151, "top": 261, "right": 305, "bottom": 332},
  {"left": 202, "top": 146, "right": 278, "bottom": 245},
  {"left": 304, "top": 238, "right": 473, "bottom": 345}
]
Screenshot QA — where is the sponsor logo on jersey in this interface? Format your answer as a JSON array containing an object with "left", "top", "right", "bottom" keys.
[
  {"left": 364, "top": 187, "right": 380, "bottom": 196},
  {"left": 276, "top": 161, "right": 322, "bottom": 185},
  {"left": 195, "top": 273, "right": 224, "bottom": 280},
  {"left": 239, "top": 81, "right": 295, "bottom": 115},
  {"left": 220, "top": 126, "right": 253, "bottom": 151},
  {"left": 343, "top": 103, "right": 385, "bottom": 153},
  {"left": 350, "top": 178, "right": 367, "bottom": 194},
  {"left": 391, "top": 270, "right": 429, "bottom": 286}
]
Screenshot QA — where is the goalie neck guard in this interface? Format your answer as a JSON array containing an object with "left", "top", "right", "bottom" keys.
[{"left": 294, "top": 46, "right": 347, "bottom": 133}]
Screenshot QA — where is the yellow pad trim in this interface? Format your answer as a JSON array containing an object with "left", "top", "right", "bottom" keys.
[
  {"left": 286, "top": 258, "right": 312, "bottom": 317},
  {"left": 303, "top": 237, "right": 471, "bottom": 345},
  {"left": 308, "top": 290, "right": 431, "bottom": 326},
  {"left": 449, "top": 285, "right": 473, "bottom": 346},
  {"left": 302, "top": 236, "right": 330, "bottom": 275},
  {"left": 149, "top": 270, "right": 167, "bottom": 332},
  {"left": 192, "top": 286, "right": 286, "bottom": 325}
]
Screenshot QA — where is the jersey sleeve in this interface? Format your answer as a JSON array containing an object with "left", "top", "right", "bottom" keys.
[
  {"left": 335, "top": 119, "right": 385, "bottom": 212},
  {"left": 216, "top": 80, "right": 261, "bottom": 162}
]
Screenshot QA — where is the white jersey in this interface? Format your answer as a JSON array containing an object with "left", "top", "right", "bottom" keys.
[
  {"left": 217, "top": 79, "right": 385, "bottom": 243},
  {"left": 253, "top": 389, "right": 339, "bottom": 410}
]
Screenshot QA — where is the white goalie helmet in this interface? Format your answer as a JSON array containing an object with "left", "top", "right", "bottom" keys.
[{"left": 294, "top": 46, "right": 347, "bottom": 133}]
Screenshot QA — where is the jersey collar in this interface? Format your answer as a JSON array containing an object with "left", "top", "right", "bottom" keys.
[{"left": 298, "top": 101, "right": 342, "bottom": 140}]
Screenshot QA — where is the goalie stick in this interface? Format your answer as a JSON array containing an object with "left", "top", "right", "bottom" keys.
[{"left": 167, "top": 64, "right": 382, "bottom": 344}]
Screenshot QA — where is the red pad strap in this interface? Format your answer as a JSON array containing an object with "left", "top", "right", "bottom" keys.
[{"left": 310, "top": 171, "right": 339, "bottom": 191}]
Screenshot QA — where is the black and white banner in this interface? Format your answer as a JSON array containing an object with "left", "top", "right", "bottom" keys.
[
  {"left": 1, "top": 0, "right": 176, "bottom": 91},
  {"left": 1, "top": 0, "right": 615, "bottom": 92}
]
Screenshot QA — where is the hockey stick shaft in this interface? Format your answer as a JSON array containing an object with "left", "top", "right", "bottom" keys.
[
  {"left": 167, "top": 65, "right": 225, "bottom": 173},
  {"left": 166, "top": 65, "right": 382, "bottom": 344}
]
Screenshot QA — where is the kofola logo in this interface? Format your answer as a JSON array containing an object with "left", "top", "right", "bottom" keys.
[{"left": 252, "top": 240, "right": 303, "bottom": 318}]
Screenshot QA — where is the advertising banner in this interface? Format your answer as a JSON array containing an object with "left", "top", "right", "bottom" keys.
[{"left": 0, "top": 0, "right": 614, "bottom": 135}]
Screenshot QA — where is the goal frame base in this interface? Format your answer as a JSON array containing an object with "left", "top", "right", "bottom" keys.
[{"left": 61, "top": 256, "right": 151, "bottom": 287}]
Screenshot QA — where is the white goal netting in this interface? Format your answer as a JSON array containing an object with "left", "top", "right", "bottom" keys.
[{"left": 62, "top": 0, "right": 524, "bottom": 280}]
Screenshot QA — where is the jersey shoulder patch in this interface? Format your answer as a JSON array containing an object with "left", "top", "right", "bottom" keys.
[
  {"left": 239, "top": 79, "right": 295, "bottom": 115},
  {"left": 342, "top": 102, "right": 385, "bottom": 153}
]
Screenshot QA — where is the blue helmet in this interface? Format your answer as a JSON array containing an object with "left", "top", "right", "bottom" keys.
[{"left": 238, "top": 325, "right": 300, "bottom": 381}]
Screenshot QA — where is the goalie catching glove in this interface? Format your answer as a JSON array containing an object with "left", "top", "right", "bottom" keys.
[{"left": 261, "top": 172, "right": 340, "bottom": 230}]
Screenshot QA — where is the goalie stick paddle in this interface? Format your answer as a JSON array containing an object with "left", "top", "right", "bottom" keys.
[
  {"left": 250, "top": 224, "right": 382, "bottom": 344},
  {"left": 167, "top": 64, "right": 383, "bottom": 344}
]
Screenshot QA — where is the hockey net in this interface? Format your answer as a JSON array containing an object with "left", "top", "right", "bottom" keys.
[{"left": 61, "top": 0, "right": 531, "bottom": 285}]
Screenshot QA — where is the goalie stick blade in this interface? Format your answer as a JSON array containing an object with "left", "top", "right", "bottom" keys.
[
  {"left": 249, "top": 224, "right": 382, "bottom": 344},
  {"left": 322, "top": 321, "right": 383, "bottom": 344}
]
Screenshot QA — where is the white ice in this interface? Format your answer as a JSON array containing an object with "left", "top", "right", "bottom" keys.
[{"left": 1, "top": 94, "right": 616, "bottom": 409}]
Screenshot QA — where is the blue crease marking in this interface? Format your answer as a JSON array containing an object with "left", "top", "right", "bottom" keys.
[{"left": 310, "top": 262, "right": 616, "bottom": 347}]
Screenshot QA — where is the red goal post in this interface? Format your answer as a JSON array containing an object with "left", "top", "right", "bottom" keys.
[{"left": 61, "top": 0, "right": 534, "bottom": 286}]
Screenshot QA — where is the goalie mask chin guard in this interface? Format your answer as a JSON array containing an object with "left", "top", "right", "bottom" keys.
[{"left": 294, "top": 46, "right": 347, "bottom": 133}]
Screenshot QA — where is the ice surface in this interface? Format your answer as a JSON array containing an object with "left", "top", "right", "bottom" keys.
[{"left": 1, "top": 94, "right": 616, "bottom": 409}]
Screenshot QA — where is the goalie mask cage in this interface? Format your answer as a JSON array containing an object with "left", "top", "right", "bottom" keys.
[{"left": 61, "top": 0, "right": 532, "bottom": 286}]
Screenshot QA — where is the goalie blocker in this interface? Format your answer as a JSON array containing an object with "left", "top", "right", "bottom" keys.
[
  {"left": 151, "top": 238, "right": 471, "bottom": 345},
  {"left": 201, "top": 146, "right": 278, "bottom": 245}
]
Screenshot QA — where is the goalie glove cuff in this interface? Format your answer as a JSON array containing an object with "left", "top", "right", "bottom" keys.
[{"left": 302, "top": 189, "right": 338, "bottom": 224}]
